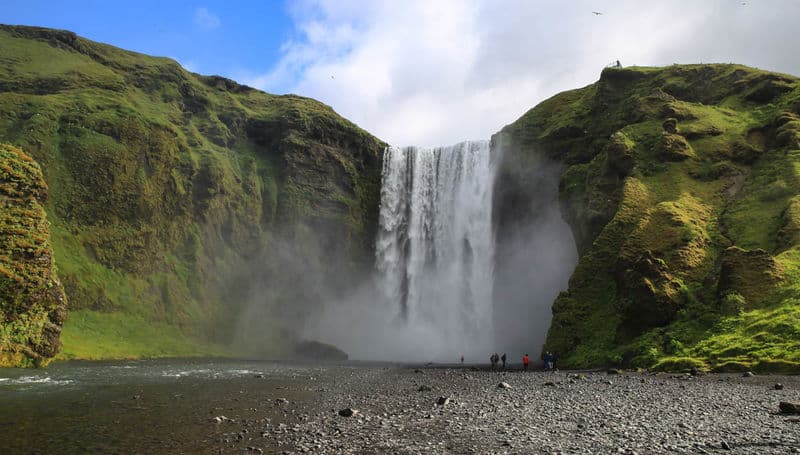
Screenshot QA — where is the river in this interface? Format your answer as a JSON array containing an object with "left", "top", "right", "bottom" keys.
[{"left": 0, "top": 359, "right": 318, "bottom": 454}]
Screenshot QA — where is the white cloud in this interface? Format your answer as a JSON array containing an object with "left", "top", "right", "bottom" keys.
[
  {"left": 247, "top": 0, "right": 800, "bottom": 147},
  {"left": 194, "top": 7, "right": 221, "bottom": 30}
]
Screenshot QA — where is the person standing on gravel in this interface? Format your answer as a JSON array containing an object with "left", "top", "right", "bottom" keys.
[
  {"left": 522, "top": 354, "right": 530, "bottom": 371},
  {"left": 501, "top": 353, "right": 507, "bottom": 370},
  {"left": 544, "top": 351, "right": 554, "bottom": 371}
]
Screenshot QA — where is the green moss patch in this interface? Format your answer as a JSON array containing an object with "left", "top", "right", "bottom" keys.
[
  {"left": 0, "top": 143, "right": 66, "bottom": 366},
  {"left": 58, "top": 310, "right": 226, "bottom": 360}
]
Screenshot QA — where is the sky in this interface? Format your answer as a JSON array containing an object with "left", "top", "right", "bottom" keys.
[{"left": 4, "top": 0, "right": 800, "bottom": 147}]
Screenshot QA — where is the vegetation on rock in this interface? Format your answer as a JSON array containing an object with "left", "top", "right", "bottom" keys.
[
  {"left": 0, "top": 143, "right": 66, "bottom": 366},
  {"left": 0, "top": 25, "right": 384, "bottom": 365},
  {"left": 496, "top": 64, "right": 800, "bottom": 372}
]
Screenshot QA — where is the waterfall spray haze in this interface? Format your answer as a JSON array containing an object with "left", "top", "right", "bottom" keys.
[
  {"left": 492, "top": 145, "right": 579, "bottom": 361},
  {"left": 305, "top": 140, "right": 577, "bottom": 363}
]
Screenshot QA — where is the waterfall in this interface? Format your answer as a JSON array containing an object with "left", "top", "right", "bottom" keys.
[{"left": 375, "top": 140, "right": 496, "bottom": 359}]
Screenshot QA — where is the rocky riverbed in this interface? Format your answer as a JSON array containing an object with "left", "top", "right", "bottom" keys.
[
  {"left": 2, "top": 361, "right": 798, "bottom": 454},
  {"left": 243, "top": 366, "right": 800, "bottom": 454}
]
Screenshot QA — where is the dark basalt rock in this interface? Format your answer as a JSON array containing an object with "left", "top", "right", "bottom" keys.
[{"left": 779, "top": 401, "right": 800, "bottom": 414}]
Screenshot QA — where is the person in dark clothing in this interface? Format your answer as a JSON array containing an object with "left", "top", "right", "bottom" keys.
[
  {"left": 501, "top": 353, "right": 507, "bottom": 370},
  {"left": 544, "top": 351, "right": 554, "bottom": 371}
]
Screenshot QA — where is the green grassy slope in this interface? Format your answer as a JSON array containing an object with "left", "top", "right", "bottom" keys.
[
  {"left": 0, "top": 25, "right": 384, "bottom": 365},
  {"left": 496, "top": 64, "right": 800, "bottom": 372}
]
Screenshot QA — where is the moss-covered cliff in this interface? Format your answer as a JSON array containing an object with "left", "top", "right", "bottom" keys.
[
  {"left": 496, "top": 64, "right": 800, "bottom": 372},
  {"left": 0, "top": 143, "right": 66, "bottom": 366},
  {"left": 0, "top": 25, "right": 384, "bottom": 366}
]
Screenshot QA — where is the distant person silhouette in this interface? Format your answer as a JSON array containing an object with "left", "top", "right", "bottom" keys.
[
  {"left": 522, "top": 354, "right": 530, "bottom": 371},
  {"left": 544, "top": 351, "right": 554, "bottom": 371},
  {"left": 491, "top": 353, "right": 499, "bottom": 371},
  {"left": 460, "top": 354, "right": 464, "bottom": 364},
  {"left": 501, "top": 353, "right": 507, "bottom": 370}
]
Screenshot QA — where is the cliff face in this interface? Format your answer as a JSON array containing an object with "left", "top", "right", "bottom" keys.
[
  {"left": 496, "top": 64, "right": 800, "bottom": 372},
  {"left": 0, "top": 25, "right": 384, "bottom": 365},
  {"left": 0, "top": 143, "right": 66, "bottom": 366}
]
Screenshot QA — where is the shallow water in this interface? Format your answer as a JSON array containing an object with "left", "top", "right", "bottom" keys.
[{"left": 0, "top": 359, "right": 317, "bottom": 454}]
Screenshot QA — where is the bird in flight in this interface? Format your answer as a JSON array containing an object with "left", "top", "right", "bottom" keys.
[{"left": 592, "top": 11, "right": 603, "bottom": 15}]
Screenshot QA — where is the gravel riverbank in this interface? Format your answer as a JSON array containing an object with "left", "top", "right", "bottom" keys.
[
  {"left": 4, "top": 360, "right": 796, "bottom": 454},
  {"left": 240, "top": 365, "right": 800, "bottom": 454}
]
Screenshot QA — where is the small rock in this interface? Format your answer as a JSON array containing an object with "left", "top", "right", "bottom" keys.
[
  {"left": 498, "top": 382, "right": 512, "bottom": 389},
  {"left": 690, "top": 366, "right": 701, "bottom": 376},
  {"left": 607, "top": 369, "right": 622, "bottom": 375},
  {"left": 254, "top": 374, "right": 265, "bottom": 378},
  {"left": 436, "top": 396, "right": 450, "bottom": 406},
  {"left": 779, "top": 401, "right": 800, "bottom": 414},
  {"left": 414, "top": 369, "right": 424, "bottom": 374},
  {"left": 543, "top": 381, "right": 556, "bottom": 387},
  {"left": 742, "top": 371, "right": 755, "bottom": 377},
  {"left": 605, "top": 380, "right": 613, "bottom": 385},
  {"left": 275, "top": 398, "right": 289, "bottom": 405},
  {"left": 774, "top": 383, "right": 784, "bottom": 390},
  {"left": 721, "top": 440, "right": 732, "bottom": 450},
  {"left": 338, "top": 408, "right": 359, "bottom": 417},
  {"left": 418, "top": 385, "right": 432, "bottom": 392},
  {"left": 132, "top": 395, "right": 141, "bottom": 400}
]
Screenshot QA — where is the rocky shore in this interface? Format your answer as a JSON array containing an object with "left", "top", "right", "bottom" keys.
[
  {"left": 2, "top": 360, "right": 798, "bottom": 453},
  {"left": 213, "top": 365, "right": 800, "bottom": 454}
]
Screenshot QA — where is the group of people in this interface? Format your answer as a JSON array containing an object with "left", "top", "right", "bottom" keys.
[
  {"left": 489, "top": 352, "right": 507, "bottom": 370},
  {"left": 483, "top": 351, "right": 557, "bottom": 371}
]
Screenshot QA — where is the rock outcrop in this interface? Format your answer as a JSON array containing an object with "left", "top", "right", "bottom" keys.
[{"left": 0, "top": 143, "right": 66, "bottom": 366}]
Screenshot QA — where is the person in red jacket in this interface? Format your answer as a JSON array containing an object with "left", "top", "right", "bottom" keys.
[{"left": 522, "top": 354, "right": 530, "bottom": 371}]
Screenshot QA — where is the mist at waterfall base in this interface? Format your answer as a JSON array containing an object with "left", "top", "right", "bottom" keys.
[{"left": 304, "top": 141, "right": 578, "bottom": 363}]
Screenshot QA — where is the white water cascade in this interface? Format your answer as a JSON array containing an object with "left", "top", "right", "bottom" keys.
[{"left": 375, "top": 141, "right": 496, "bottom": 360}]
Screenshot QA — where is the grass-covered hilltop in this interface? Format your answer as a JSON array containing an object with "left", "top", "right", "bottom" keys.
[
  {"left": 496, "top": 63, "right": 800, "bottom": 372},
  {"left": 0, "top": 25, "right": 384, "bottom": 366}
]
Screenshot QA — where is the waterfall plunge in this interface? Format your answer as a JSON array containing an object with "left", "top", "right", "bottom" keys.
[
  {"left": 304, "top": 139, "right": 576, "bottom": 362},
  {"left": 375, "top": 141, "right": 496, "bottom": 360}
]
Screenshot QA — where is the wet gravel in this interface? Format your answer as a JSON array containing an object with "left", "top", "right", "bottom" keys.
[{"left": 248, "top": 366, "right": 800, "bottom": 454}]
